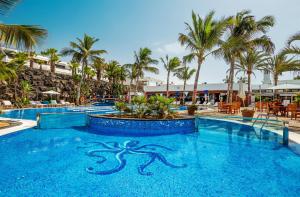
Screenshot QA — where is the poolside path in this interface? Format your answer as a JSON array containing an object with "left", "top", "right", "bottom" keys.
[{"left": 0, "top": 118, "right": 36, "bottom": 136}]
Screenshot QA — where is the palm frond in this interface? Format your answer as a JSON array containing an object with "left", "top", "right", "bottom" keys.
[
  {"left": 287, "top": 32, "right": 300, "bottom": 45},
  {"left": 0, "top": 24, "right": 47, "bottom": 49},
  {"left": 0, "top": 0, "right": 19, "bottom": 15}
]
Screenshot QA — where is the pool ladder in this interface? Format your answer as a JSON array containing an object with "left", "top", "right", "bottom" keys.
[{"left": 252, "top": 113, "right": 278, "bottom": 130}]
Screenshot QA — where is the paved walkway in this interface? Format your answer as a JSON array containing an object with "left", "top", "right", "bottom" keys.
[{"left": 0, "top": 117, "right": 36, "bottom": 136}]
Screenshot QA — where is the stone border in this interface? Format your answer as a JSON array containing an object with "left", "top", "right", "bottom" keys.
[{"left": 89, "top": 114, "right": 195, "bottom": 121}]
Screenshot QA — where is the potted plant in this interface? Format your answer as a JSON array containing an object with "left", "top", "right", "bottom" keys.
[
  {"left": 187, "top": 104, "right": 198, "bottom": 116},
  {"left": 241, "top": 108, "right": 255, "bottom": 122}
]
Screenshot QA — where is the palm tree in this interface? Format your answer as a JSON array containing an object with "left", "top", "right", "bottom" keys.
[
  {"left": 213, "top": 10, "right": 274, "bottom": 103},
  {"left": 160, "top": 55, "right": 181, "bottom": 97},
  {"left": 41, "top": 48, "right": 60, "bottom": 73},
  {"left": 105, "top": 61, "right": 122, "bottom": 96},
  {"left": 0, "top": 54, "right": 16, "bottom": 81},
  {"left": 119, "top": 65, "right": 128, "bottom": 87},
  {"left": 235, "top": 50, "right": 269, "bottom": 103},
  {"left": 174, "top": 65, "right": 196, "bottom": 104},
  {"left": 60, "top": 34, "right": 107, "bottom": 105},
  {"left": 35, "top": 59, "right": 45, "bottom": 71},
  {"left": 92, "top": 57, "right": 106, "bottom": 82},
  {"left": 7, "top": 52, "right": 28, "bottom": 99},
  {"left": 267, "top": 53, "right": 300, "bottom": 86},
  {"left": 123, "top": 63, "right": 137, "bottom": 102},
  {"left": 84, "top": 66, "right": 96, "bottom": 80},
  {"left": 134, "top": 48, "right": 158, "bottom": 93},
  {"left": 178, "top": 11, "right": 229, "bottom": 103},
  {"left": 20, "top": 80, "right": 32, "bottom": 100},
  {"left": 69, "top": 60, "right": 80, "bottom": 77}
]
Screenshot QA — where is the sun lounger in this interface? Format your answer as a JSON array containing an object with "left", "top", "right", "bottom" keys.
[
  {"left": 50, "top": 100, "right": 59, "bottom": 107},
  {"left": 29, "top": 101, "right": 45, "bottom": 108},
  {"left": 1, "top": 100, "right": 13, "bottom": 109}
]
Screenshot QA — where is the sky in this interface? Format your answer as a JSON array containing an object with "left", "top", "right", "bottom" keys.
[{"left": 1, "top": 0, "right": 300, "bottom": 85}]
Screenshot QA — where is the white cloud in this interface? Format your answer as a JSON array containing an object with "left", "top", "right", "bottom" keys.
[{"left": 156, "top": 42, "right": 186, "bottom": 55}]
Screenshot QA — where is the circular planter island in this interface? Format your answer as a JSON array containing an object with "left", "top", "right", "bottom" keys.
[{"left": 87, "top": 114, "right": 196, "bottom": 136}]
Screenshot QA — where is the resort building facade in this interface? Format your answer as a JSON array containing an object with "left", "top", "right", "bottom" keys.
[{"left": 144, "top": 71, "right": 300, "bottom": 103}]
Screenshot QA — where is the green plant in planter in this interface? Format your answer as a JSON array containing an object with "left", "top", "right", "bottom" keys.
[
  {"left": 131, "top": 96, "right": 149, "bottom": 118},
  {"left": 114, "top": 102, "right": 131, "bottom": 114},
  {"left": 148, "top": 95, "right": 175, "bottom": 119}
]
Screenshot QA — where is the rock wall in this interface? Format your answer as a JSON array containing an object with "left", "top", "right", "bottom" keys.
[{"left": 0, "top": 68, "right": 107, "bottom": 101}]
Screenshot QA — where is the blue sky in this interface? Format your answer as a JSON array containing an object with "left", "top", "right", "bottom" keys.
[{"left": 2, "top": 0, "right": 300, "bottom": 84}]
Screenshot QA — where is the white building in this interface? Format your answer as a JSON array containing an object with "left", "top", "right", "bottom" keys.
[{"left": 1, "top": 47, "right": 72, "bottom": 75}]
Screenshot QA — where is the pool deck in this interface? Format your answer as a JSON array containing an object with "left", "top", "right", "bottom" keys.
[{"left": 0, "top": 117, "right": 36, "bottom": 136}]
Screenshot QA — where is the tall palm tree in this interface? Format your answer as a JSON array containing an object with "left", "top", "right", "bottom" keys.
[
  {"left": 134, "top": 48, "right": 158, "bottom": 93},
  {"left": 160, "top": 55, "right": 181, "bottom": 97},
  {"left": 123, "top": 63, "right": 137, "bottom": 102},
  {"left": 179, "top": 11, "right": 229, "bottom": 103},
  {"left": 235, "top": 50, "right": 269, "bottom": 103},
  {"left": 174, "top": 65, "right": 196, "bottom": 104},
  {"left": 267, "top": 53, "right": 300, "bottom": 86},
  {"left": 105, "top": 60, "right": 121, "bottom": 96},
  {"left": 61, "top": 34, "right": 107, "bottom": 105},
  {"left": 92, "top": 57, "right": 106, "bottom": 82},
  {"left": 41, "top": 48, "right": 60, "bottom": 73},
  {"left": 213, "top": 10, "right": 274, "bottom": 103}
]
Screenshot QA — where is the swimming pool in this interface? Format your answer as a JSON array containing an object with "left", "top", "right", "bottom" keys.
[{"left": 0, "top": 107, "right": 300, "bottom": 196}]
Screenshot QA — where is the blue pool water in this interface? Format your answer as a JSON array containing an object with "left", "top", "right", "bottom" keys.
[
  {"left": 0, "top": 107, "right": 300, "bottom": 196},
  {"left": 0, "top": 106, "right": 116, "bottom": 120}
]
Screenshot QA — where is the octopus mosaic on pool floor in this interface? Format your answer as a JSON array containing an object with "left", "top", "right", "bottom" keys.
[{"left": 77, "top": 140, "right": 187, "bottom": 176}]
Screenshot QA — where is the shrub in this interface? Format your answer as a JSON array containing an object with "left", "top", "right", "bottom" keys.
[{"left": 115, "top": 95, "right": 176, "bottom": 119}]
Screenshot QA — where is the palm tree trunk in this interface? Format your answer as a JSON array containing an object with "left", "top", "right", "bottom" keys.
[
  {"left": 274, "top": 74, "right": 278, "bottom": 98},
  {"left": 76, "top": 63, "right": 85, "bottom": 105},
  {"left": 129, "top": 78, "right": 133, "bottom": 103},
  {"left": 227, "top": 60, "right": 235, "bottom": 103},
  {"left": 135, "top": 77, "right": 139, "bottom": 95},
  {"left": 29, "top": 59, "right": 33, "bottom": 68},
  {"left": 183, "top": 80, "right": 186, "bottom": 104},
  {"left": 14, "top": 78, "right": 18, "bottom": 100},
  {"left": 97, "top": 70, "right": 101, "bottom": 82},
  {"left": 166, "top": 71, "right": 170, "bottom": 97},
  {"left": 274, "top": 74, "right": 278, "bottom": 86},
  {"left": 192, "top": 58, "right": 202, "bottom": 104},
  {"left": 247, "top": 71, "right": 251, "bottom": 105},
  {"left": 50, "top": 61, "right": 55, "bottom": 73}
]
